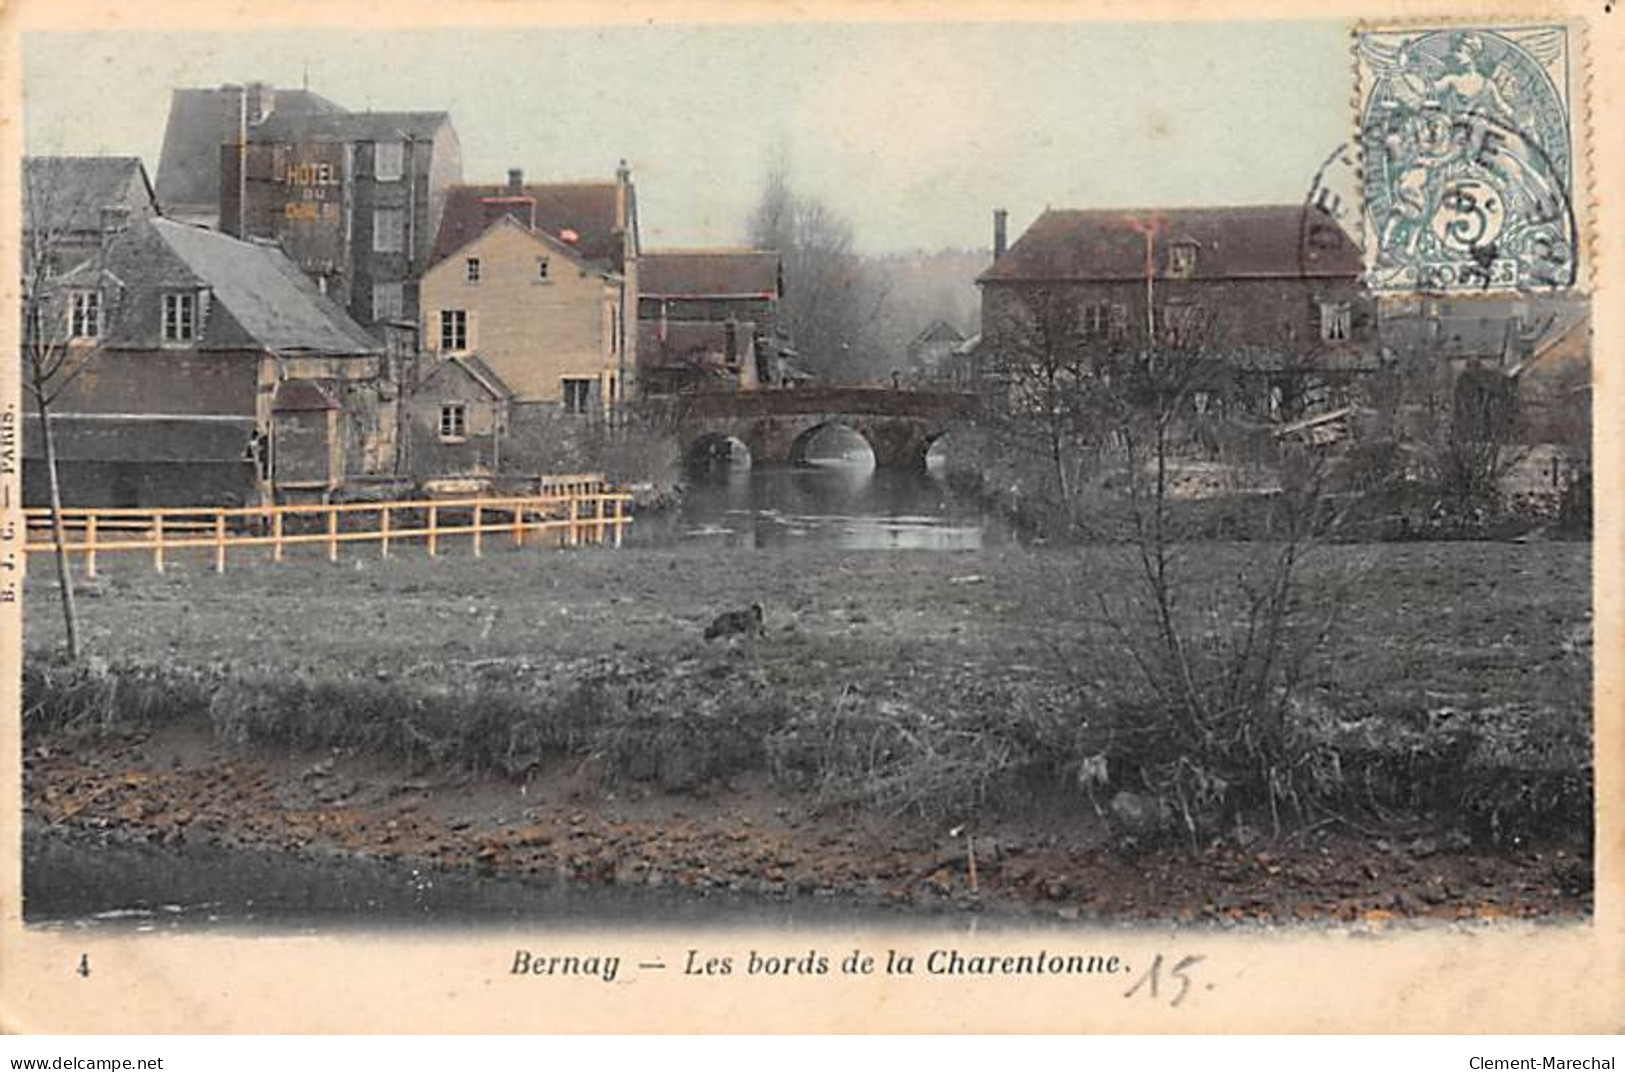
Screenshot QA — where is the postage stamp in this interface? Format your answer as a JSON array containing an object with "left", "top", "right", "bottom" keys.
[{"left": 1357, "top": 24, "right": 1583, "bottom": 294}]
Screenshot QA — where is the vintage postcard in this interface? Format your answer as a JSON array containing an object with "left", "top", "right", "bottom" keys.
[{"left": 0, "top": 0, "right": 1619, "bottom": 1034}]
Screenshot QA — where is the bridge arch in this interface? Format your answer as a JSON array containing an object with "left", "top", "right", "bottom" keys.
[
  {"left": 788, "top": 421, "right": 877, "bottom": 468},
  {"left": 684, "top": 431, "right": 752, "bottom": 472}
]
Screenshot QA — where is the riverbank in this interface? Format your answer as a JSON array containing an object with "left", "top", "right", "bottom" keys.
[{"left": 22, "top": 541, "right": 1593, "bottom": 923}]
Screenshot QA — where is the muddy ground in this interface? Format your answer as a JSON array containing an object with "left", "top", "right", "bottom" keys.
[{"left": 22, "top": 539, "right": 1594, "bottom": 924}]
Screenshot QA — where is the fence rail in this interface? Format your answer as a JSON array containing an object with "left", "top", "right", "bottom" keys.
[{"left": 23, "top": 485, "right": 633, "bottom": 576}]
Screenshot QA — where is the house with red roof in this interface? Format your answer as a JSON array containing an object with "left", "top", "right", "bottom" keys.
[
  {"left": 635, "top": 248, "right": 785, "bottom": 393},
  {"left": 977, "top": 205, "right": 1376, "bottom": 422},
  {"left": 418, "top": 166, "right": 638, "bottom": 424}
]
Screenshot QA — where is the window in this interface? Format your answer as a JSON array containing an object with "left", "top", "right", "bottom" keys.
[
  {"left": 1319, "top": 301, "right": 1352, "bottom": 342},
  {"left": 163, "top": 293, "right": 196, "bottom": 342},
  {"left": 439, "top": 403, "right": 467, "bottom": 441},
  {"left": 1158, "top": 303, "right": 1199, "bottom": 345},
  {"left": 466, "top": 257, "right": 481, "bottom": 284},
  {"left": 536, "top": 258, "right": 550, "bottom": 281},
  {"left": 372, "top": 282, "right": 404, "bottom": 322},
  {"left": 562, "top": 377, "right": 594, "bottom": 415},
  {"left": 70, "top": 290, "right": 101, "bottom": 339},
  {"left": 374, "top": 141, "right": 405, "bottom": 182},
  {"left": 373, "top": 208, "right": 405, "bottom": 253},
  {"left": 440, "top": 309, "right": 468, "bottom": 352},
  {"left": 1168, "top": 242, "right": 1198, "bottom": 279}
]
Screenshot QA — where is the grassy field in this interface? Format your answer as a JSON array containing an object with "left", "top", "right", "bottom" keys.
[{"left": 21, "top": 537, "right": 1593, "bottom": 919}]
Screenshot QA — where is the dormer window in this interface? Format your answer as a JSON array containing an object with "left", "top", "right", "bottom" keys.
[
  {"left": 70, "top": 289, "right": 102, "bottom": 340},
  {"left": 163, "top": 292, "right": 196, "bottom": 343},
  {"left": 1168, "top": 241, "right": 1199, "bottom": 279}
]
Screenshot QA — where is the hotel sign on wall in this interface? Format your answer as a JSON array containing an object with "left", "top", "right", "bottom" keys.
[{"left": 277, "top": 146, "right": 344, "bottom": 223}]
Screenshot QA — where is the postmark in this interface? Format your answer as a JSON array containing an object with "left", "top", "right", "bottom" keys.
[{"left": 1357, "top": 25, "right": 1580, "bottom": 294}]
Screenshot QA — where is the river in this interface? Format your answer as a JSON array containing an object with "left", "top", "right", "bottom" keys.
[
  {"left": 632, "top": 430, "right": 1008, "bottom": 552},
  {"left": 25, "top": 438, "right": 1028, "bottom": 931}
]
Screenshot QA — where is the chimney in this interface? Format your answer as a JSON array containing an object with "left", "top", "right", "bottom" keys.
[
  {"left": 993, "top": 209, "right": 1008, "bottom": 260},
  {"left": 507, "top": 168, "right": 523, "bottom": 192},
  {"left": 245, "top": 81, "right": 274, "bottom": 125}
]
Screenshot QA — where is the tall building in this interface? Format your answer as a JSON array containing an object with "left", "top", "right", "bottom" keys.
[
  {"left": 194, "top": 96, "right": 462, "bottom": 350},
  {"left": 155, "top": 82, "right": 344, "bottom": 227}
]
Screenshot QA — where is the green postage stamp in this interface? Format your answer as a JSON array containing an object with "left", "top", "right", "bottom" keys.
[{"left": 1357, "top": 24, "right": 1584, "bottom": 293}]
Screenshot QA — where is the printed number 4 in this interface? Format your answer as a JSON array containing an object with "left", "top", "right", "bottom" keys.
[
  {"left": 77, "top": 953, "right": 90, "bottom": 978},
  {"left": 1123, "top": 953, "right": 1205, "bottom": 1007}
]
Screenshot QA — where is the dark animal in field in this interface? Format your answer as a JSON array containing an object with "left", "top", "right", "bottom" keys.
[{"left": 705, "top": 603, "right": 765, "bottom": 641}]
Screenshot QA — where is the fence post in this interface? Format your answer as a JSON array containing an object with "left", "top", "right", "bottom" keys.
[
  {"left": 513, "top": 498, "right": 524, "bottom": 548},
  {"left": 327, "top": 504, "right": 338, "bottom": 563},
  {"left": 428, "top": 504, "right": 439, "bottom": 557},
  {"left": 214, "top": 512, "right": 227, "bottom": 573},
  {"left": 153, "top": 513, "right": 165, "bottom": 574},
  {"left": 594, "top": 493, "right": 606, "bottom": 545},
  {"left": 85, "top": 514, "right": 98, "bottom": 579},
  {"left": 567, "top": 496, "right": 579, "bottom": 548},
  {"left": 473, "top": 502, "right": 483, "bottom": 558},
  {"left": 613, "top": 495, "right": 624, "bottom": 549},
  {"left": 273, "top": 509, "right": 284, "bottom": 563},
  {"left": 381, "top": 506, "right": 391, "bottom": 559}
]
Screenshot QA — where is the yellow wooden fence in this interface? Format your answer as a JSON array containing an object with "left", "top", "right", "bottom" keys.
[{"left": 23, "top": 480, "right": 633, "bottom": 576}]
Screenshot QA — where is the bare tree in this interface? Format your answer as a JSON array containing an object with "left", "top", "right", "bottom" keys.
[
  {"left": 21, "top": 160, "right": 115, "bottom": 659},
  {"left": 746, "top": 156, "right": 891, "bottom": 384}
]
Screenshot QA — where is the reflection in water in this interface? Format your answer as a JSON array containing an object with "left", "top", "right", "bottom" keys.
[{"left": 639, "top": 443, "right": 1000, "bottom": 552}]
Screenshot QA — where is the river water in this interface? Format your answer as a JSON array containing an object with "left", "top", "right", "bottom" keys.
[
  {"left": 26, "top": 440, "right": 1024, "bottom": 930},
  {"left": 632, "top": 433, "right": 1007, "bottom": 552}
]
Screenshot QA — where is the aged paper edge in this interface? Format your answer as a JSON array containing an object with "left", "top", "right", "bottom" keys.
[{"left": 0, "top": 0, "right": 1618, "bottom": 1035}]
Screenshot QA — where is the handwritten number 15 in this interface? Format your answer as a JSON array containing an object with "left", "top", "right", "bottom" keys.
[{"left": 1123, "top": 953, "right": 1205, "bottom": 1007}]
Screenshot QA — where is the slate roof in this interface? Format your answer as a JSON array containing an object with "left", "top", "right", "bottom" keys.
[
  {"left": 979, "top": 205, "right": 1362, "bottom": 284},
  {"left": 249, "top": 110, "right": 453, "bottom": 144},
  {"left": 25, "top": 414, "right": 256, "bottom": 463},
  {"left": 638, "top": 250, "right": 781, "bottom": 297},
  {"left": 417, "top": 354, "right": 515, "bottom": 401},
  {"left": 23, "top": 157, "right": 155, "bottom": 234},
  {"left": 76, "top": 217, "right": 379, "bottom": 354},
  {"left": 431, "top": 182, "right": 623, "bottom": 269},
  {"left": 156, "top": 86, "right": 344, "bottom": 211}
]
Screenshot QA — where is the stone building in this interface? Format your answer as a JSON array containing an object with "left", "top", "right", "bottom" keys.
[
  {"left": 23, "top": 215, "right": 389, "bottom": 507},
  {"left": 635, "top": 249, "right": 783, "bottom": 392},
  {"left": 216, "top": 104, "right": 463, "bottom": 349},
  {"left": 403, "top": 354, "right": 513, "bottom": 482},
  {"left": 977, "top": 205, "right": 1374, "bottom": 422},
  {"left": 418, "top": 168, "right": 639, "bottom": 421},
  {"left": 155, "top": 82, "right": 345, "bottom": 227}
]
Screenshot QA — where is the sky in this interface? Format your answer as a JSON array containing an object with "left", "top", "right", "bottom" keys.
[{"left": 23, "top": 21, "right": 1353, "bottom": 254}]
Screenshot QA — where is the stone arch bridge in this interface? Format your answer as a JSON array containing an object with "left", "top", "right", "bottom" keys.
[{"left": 650, "top": 387, "right": 980, "bottom": 470}]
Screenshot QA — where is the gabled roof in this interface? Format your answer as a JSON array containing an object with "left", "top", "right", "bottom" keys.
[
  {"left": 273, "top": 379, "right": 339, "bottom": 412},
  {"left": 426, "top": 213, "right": 607, "bottom": 281},
  {"left": 156, "top": 86, "right": 344, "bottom": 210},
  {"left": 418, "top": 354, "right": 515, "bottom": 400},
  {"left": 85, "top": 217, "right": 379, "bottom": 355},
  {"left": 153, "top": 219, "right": 380, "bottom": 353},
  {"left": 431, "top": 182, "right": 623, "bottom": 269},
  {"left": 250, "top": 110, "right": 453, "bottom": 144},
  {"left": 23, "top": 156, "right": 155, "bottom": 234},
  {"left": 979, "top": 205, "right": 1361, "bottom": 284},
  {"left": 912, "top": 319, "right": 965, "bottom": 345},
  {"left": 638, "top": 249, "right": 780, "bottom": 298}
]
